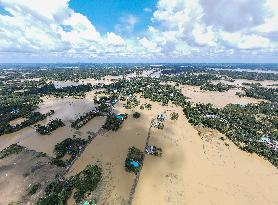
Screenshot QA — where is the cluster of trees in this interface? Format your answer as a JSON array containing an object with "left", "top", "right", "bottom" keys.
[
  {"left": 36, "top": 118, "right": 65, "bottom": 135},
  {"left": 53, "top": 138, "right": 87, "bottom": 163},
  {"left": 140, "top": 103, "right": 152, "bottom": 110},
  {"left": 102, "top": 114, "right": 124, "bottom": 131},
  {"left": 161, "top": 73, "right": 221, "bottom": 86},
  {"left": 28, "top": 183, "right": 41, "bottom": 195},
  {"left": 71, "top": 110, "right": 100, "bottom": 129},
  {"left": 161, "top": 67, "right": 278, "bottom": 81},
  {"left": 125, "top": 146, "right": 144, "bottom": 174},
  {"left": 106, "top": 77, "right": 189, "bottom": 107},
  {"left": 20, "top": 66, "right": 138, "bottom": 81},
  {"left": 238, "top": 85, "right": 278, "bottom": 102},
  {"left": 123, "top": 96, "right": 140, "bottom": 109},
  {"left": 37, "top": 164, "right": 101, "bottom": 205},
  {"left": 200, "top": 82, "right": 234, "bottom": 92}
]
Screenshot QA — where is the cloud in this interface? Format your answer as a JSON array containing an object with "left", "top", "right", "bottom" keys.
[
  {"left": 0, "top": 0, "right": 130, "bottom": 60},
  {"left": 142, "top": 0, "right": 278, "bottom": 61},
  {"left": 0, "top": 0, "right": 278, "bottom": 62},
  {"left": 144, "top": 8, "right": 152, "bottom": 13},
  {"left": 115, "top": 14, "right": 139, "bottom": 34}
]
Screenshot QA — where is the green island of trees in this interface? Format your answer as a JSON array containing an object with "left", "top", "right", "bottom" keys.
[
  {"left": 53, "top": 138, "right": 87, "bottom": 163},
  {"left": 36, "top": 118, "right": 65, "bottom": 135},
  {"left": 125, "top": 147, "right": 144, "bottom": 174},
  {"left": 102, "top": 114, "right": 124, "bottom": 131},
  {"left": 71, "top": 109, "right": 101, "bottom": 129},
  {"left": 200, "top": 82, "right": 234, "bottom": 92}
]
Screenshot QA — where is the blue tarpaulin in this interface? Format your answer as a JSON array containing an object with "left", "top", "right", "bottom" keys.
[{"left": 130, "top": 160, "right": 139, "bottom": 167}]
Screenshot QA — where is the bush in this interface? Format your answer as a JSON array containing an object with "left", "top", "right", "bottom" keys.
[
  {"left": 50, "top": 158, "right": 66, "bottom": 167},
  {"left": 170, "top": 112, "right": 179, "bottom": 120},
  {"left": 133, "top": 112, "right": 141, "bottom": 119},
  {"left": 28, "top": 183, "right": 41, "bottom": 195}
]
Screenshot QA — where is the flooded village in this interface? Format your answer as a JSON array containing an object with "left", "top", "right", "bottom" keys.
[{"left": 0, "top": 65, "right": 277, "bottom": 205}]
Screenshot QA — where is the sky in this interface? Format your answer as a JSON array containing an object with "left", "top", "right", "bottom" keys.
[{"left": 0, "top": 0, "right": 278, "bottom": 63}]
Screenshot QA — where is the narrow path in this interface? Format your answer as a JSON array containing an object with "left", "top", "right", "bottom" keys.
[
  {"left": 127, "top": 109, "right": 174, "bottom": 205},
  {"left": 127, "top": 124, "right": 152, "bottom": 205}
]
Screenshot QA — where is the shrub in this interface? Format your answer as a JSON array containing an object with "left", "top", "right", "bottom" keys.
[
  {"left": 170, "top": 112, "right": 179, "bottom": 120},
  {"left": 50, "top": 158, "right": 66, "bottom": 167},
  {"left": 28, "top": 183, "right": 41, "bottom": 195},
  {"left": 133, "top": 112, "right": 141, "bottom": 119}
]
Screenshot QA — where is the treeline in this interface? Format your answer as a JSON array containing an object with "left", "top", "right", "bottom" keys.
[
  {"left": 15, "top": 67, "right": 138, "bottom": 81},
  {"left": 36, "top": 118, "right": 64, "bottom": 135},
  {"left": 161, "top": 67, "right": 278, "bottom": 81},
  {"left": 71, "top": 109, "right": 100, "bottom": 129},
  {"left": 25, "top": 83, "right": 93, "bottom": 97},
  {"left": 238, "top": 85, "right": 278, "bottom": 102},
  {"left": 200, "top": 82, "right": 234, "bottom": 92},
  {"left": 161, "top": 73, "right": 221, "bottom": 86},
  {"left": 0, "top": 110, "right": 54, "bottom": 136}
]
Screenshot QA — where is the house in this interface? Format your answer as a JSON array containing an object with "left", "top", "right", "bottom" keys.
[{"left": 157, "top": 113, "right": 167, "bottom": 121}]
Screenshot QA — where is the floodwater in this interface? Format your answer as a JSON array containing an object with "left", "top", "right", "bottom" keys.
[
  {"left": 180, "top": 85, "right": 264, "bottom": 108},
  {"left": 67, "top": 98, "right": 278, "bottom": 205},
  {"left": 132, "top": 107, "right": 278, "bottom": 205},
  {"left": 0, "top": 95, "right": 105, "bottom": 156}
]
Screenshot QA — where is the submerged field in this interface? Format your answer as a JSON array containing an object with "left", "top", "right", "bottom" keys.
[{"left": 0, "top": 66, "right": 277, "bottom": 205}]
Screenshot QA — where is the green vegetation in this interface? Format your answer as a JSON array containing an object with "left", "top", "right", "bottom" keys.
[
  {"left": 54, "top": 138, "right": 87, "bottom": 161},
  {"left": 170, "top": 112, "right": 179, "bottom": 120},
  {"left": 0, "top": 144, "right": 24, "bottom": 159},
  {"left": 50, "top": 158, "right": 66, "bottom": 167},
  {"left": 125, "top": 147, "right": 144, "bottom": 174},
  {"left": 200, "top": 82, "right": 234, "bottom": 92},
  {"left": 238, "top": 85, "right": 278, "bottom": 102},
  {"left": 102, "top": 114, "right": 123, "bottom": 131},
  {"left": 123, "top": 95, "right": 140, "bottom": 109},
  {"left": 140, "top": 103, "right": 152, "bottom": 110},
  {"left": 36, "top": 118, "right": 65, "bottom": 135},
  {"left": 28, "top": 183, "right": 41, "bottom": 195},
  {"left": 71, "top": 110, "right": 100, "bottom": 129},
  {"left": 37, "top": 165, "right": 101, "bottom": 205},
  {"left": 133, "top": 112, "right": 141, "bottom": 119},
  {"left": 71, "top": 165, "right": 102, "bottom": 203}
]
